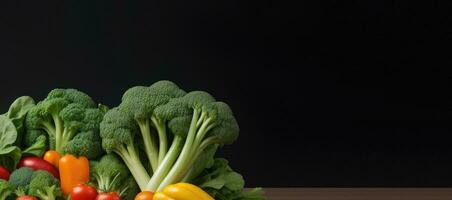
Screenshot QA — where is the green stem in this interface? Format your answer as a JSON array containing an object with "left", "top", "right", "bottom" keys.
[
  {"left": 42, "top": 121, "right": 56, "bottom": 137},
  {"left": 157, "top": 109, "right": 200, "bottom": 191},
  {"left": 193, "top": 118, "right": 214, "bottom": 149},
  {"left": 196, "top": 111, "right": 206, "bottom": 128},
  {"left": 145, "top": 136, "right": 183, "bottom": 192},
  {"left": 181, "top": 138, "right": 219, "bottom": 182},
  {"left": 138, "top": 119, "right": 159, "bottom": 172},
  {"left": 52, "top": 115, "right": 63, "bottom": 153},
  {"left": 116, "top": 144, "right": 151, "bottom": 191},
  {"left": 152, "top": 116, "right": 167, "bottom": 165}
]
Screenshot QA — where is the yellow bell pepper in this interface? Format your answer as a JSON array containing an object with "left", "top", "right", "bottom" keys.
[{"left": 153, "top": 183, "right": 214, "bottom": 200}]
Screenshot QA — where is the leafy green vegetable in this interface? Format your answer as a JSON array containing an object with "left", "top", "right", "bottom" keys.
[
  {"left": 193, "top": 158, "right": 266, "bottom": 200},
  {"left": 22, "top": 135, "right": 47, "bottom": 157},
  {"left": 3, "top": 96, "right": 36, "bottom": 140},
  {"left": 0, "top": 115, "right": 22, "bottom": 171}
]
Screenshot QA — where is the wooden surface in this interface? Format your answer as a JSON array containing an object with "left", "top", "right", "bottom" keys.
[{"left": 263, "top": 188, "right": 452, "bottom": 200}]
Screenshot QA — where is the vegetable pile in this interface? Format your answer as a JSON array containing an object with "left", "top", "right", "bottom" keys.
[{"left": 0, "top": 81, "right": 265, "bottom": 200}]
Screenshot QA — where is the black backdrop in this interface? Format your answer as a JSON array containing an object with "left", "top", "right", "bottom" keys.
[{"left": 0, "top": 1, "right": 451, "bottom": 187}]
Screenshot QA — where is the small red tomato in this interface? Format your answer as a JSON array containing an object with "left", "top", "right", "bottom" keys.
[
  {"left": 70, "top": 184, "right": 98, "bottom": 200},
  {"left": 16, "top": 196, "right": 38, "bottom": 200},
  {"left": 96, "top": 192, "right": 121, "bottom": 200},
  {"left": 0, "top": 165, "right": 10, "bottom": 180}
]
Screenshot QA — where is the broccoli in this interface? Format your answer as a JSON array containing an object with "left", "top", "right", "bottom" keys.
[
  {"left": 118, "top": 81, "right": 186, "bottom": 172},
  {"left": 28, "top": 170, "right": 62, "bottom": 200},
  {"left": 0, "top": 180, "right": 13, "bottom": 200},
  {"left": 25, "top": 89, "right": 104, "bottom": 159},
  {"left": 8, "top": 167, "right": 34, "bottom": 190},
  {"left": 151, "top": 93, "right": 239, "bottom": 191},
  {"left": 100, "top": 108, "right": 150, "bottom": 190},
  {"left": 100, "top": 81, "right": 240, "bottom": 192},
  {"left": 91, "top": 154, "right": 139, "bottom": 200}
]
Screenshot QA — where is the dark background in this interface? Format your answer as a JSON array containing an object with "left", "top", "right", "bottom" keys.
[{"left": 0, "top": 1, "right": 451, "bottom": 187}]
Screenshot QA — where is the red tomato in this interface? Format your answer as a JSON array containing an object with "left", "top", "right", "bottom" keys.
[
  {"left": 0, "top": 165, "right": 10, "bottom": 180},
  {"left": 16, "top": 196, "right": 38, "bottom": 200},
  {"left": 96, "top": 192, "right": 121, "bottom": 200},
  {"left": 18, "top": 156, "right": 59, "bottom": 178},
  {"left": 70, "top": 184, "right": 98, "bottom": 200}
]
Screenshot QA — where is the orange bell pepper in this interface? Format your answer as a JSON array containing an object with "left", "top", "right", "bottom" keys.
[
  {"left": 59, "top": 154, "right": 90, "bottom": 195},
  {"left": 43, "top": 150, "right": 61, "bottom": 168}
]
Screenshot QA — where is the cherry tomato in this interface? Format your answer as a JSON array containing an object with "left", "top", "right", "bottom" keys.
[
  {"left": 0, "top": 165, "right": 10, "bottom": 180},
  {"left": 43, "top": 150, "right": 61, "bottom": 168},
  {"left": 70, "top": 184, "right": 98, "bottom": 200},
  {"left": 96, "top": 192, "right": 121, "bottom": 200},
  {"left": 18, "top": 156, "right": 59, "bottom": 178},
  {"left": 135, "top": 191, "right": 154, "bottom": 200},
  {"left": 16, "top": 196, "right": 38, "bottom": 200}
]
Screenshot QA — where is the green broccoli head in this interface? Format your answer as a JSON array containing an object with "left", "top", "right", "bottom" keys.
[
  {"left": 63, "top": 131, "right": 103, "bottom": 158},
  {"left": 82, "top": 108, "right": 104, "bottom": 131},
  {"left": 45, "top": 88, "right": 96, "bottom": 108},
  {"left": 0, "top": 180, "right": 13, "bottom": 200},
  {"left": 119, "top": 80, "right": 186, "bottom": 122},
  {"left": 8, "top": 167, "right": 34, "bottom": 190},
  {"left": 28, "top": 170, "right": 62, "bottom": 200},
  {"left": 154, "top": 91, "right": 216, "bottom": 138},
  {"left": 24, "top": 89, "right": 104, "bottom": 158},
  {"left": 206, "top": 102, "right": 239, "bottom": 145},
  {"left": 100, "top": 108, "right": 138, "bottom": 154}
]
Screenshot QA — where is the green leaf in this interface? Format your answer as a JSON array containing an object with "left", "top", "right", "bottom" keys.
[
  {"left": 0, "top": 147, "right": 21, "bottom": 172},
  {"left": 0, "top": 115, "right": 22, "bottom": 171},
  {"left": 22, "top": 135, "right": 47, "bottom": 157},
  {"left": 6, "top": 96, "right": 35, "bottom": 134},
  {"left": 223, "top": 172, "right": 245, "bottom": 191},
  {"left": 0, "top": 116, "right": 17, "bottom": 149}
]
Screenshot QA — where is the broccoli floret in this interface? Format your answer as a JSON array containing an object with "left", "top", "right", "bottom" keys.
[
  {"left": 8, "top": 167, "right": 34, "bottom": 190},
  {"left": 28, "top": 170, "right": 62, "bottom": 200},
  {"left": 0, "top": 180, "right": 13, "bottom": 200},
  {"left": 91, "top": 154, "right": 140, "bottom": 200},
  {"left": 24, "top": 89, "right": 104, "bottom": 159},
  {"left": 92, "top": 154, "right": 129, "bottom": 192},
  {"left": 63, "top": 131, "right": 103, "bottom": 158},
  {"left": 100, "top": 108, "right": 150, "bottom": 190}
]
